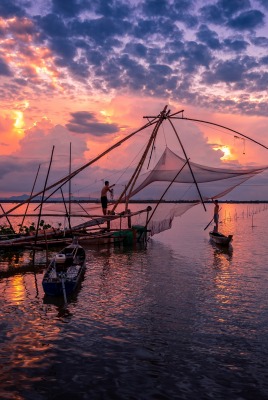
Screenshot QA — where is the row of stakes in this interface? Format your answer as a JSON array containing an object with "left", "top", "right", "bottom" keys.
[{"left": 220, "top": 203, "right": 268, "bottom": 226}]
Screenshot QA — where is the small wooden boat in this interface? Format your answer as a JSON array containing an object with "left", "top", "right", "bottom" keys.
[
  {"left": 42, "top": 239, "right": 86, "bottom": 297},
  {"left": 209, "top": 231, "right": 233, "bottom": 246}
]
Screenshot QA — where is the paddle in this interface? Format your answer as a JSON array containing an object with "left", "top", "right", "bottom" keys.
[
  {"left": 204, "top": 217, "right": 214, "bottom": 231},
  {"left": 60, "top": 272, "right": 68, "bottom": 304}
]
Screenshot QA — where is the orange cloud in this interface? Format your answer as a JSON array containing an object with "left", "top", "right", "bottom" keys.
[
  {"left": 0, "top": 17, "right": 62, "bottom": 89},
  {"left": 0, "top": 111, "right": 26, "bottom": 155}
]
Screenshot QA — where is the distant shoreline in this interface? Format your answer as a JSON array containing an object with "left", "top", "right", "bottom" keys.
[{"left": 1, "top": 200, "right": 268, "bottom": 204}]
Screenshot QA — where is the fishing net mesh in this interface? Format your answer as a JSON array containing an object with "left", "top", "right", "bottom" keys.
[{"left": 110, "top": 147, "right": 267, "bottom": 235}]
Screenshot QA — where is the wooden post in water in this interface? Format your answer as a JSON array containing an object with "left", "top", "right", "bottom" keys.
[
  {"left": 44, "top": 229, "right": 49, "bottom": 265},
  {"left": 127, "top": 209, "right": 132, "bottom": 228}
]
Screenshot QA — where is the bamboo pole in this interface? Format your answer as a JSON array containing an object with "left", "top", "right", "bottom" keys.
[
  {"left": 60, "top": 188, "right": 72, "bottom": 231},
  {"left": 146, "top": 109, "right": 171, "bottom": 169}
]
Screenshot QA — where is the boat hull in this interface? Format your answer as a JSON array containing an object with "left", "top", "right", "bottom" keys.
[
  {"left": 209, "top": 232, "right": 233, "bottom": 246},
  {"left": 42, "top": 276, "right": 83, "bottom": 296}
]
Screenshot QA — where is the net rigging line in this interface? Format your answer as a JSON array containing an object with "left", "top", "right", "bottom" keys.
[{"left": 170, "top": 115, "right": 268, "bottom": 151}]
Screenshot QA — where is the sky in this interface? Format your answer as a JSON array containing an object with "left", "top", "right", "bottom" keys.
[{"left": 0, "top": 0, "right": 268, "bottom": 201}]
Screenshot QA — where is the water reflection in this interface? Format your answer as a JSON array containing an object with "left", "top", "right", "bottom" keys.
[
  {"left": 0, "top": 248, "right": 49, "bottom": 278},
  {"left": 1, "top": 204, "right": 268, "bottom": 399},
  {"left": 87, "top": 247, "right": 151, "bottom": 327},
  {"left": 43, "top": 295, "right": 74, "bottom": 319},
  {"left": 205, "top": 240, "right": 237, "bottom": 314},
  {"left": 210, "top": 242, "right": 233, "bottom": 270},
  {"left": 0, "top": 268, "right": 41, "bottom": 306}
]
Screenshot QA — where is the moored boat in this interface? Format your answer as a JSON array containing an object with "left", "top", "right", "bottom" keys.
[
  {"left": 42, "top": 239, "right": 86, "bottom": 296},
  {"left": 209, "top": 231, "right": 233, "bottom": 246}
]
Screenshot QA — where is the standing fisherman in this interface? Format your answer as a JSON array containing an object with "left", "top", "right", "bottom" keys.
[
  {"left": 101, "top": 181, "right": 114, "bottom": 215},
  {"left": 212, "top": 199, "right": 219, "bottom": 232}
]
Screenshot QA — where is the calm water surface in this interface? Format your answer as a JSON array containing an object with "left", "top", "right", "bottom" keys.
[{"left": 0, "top": 203, "right": 268, "bottom": 399}]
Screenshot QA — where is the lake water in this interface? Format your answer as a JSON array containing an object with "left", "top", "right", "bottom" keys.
[{"left": 0, "top": 203, "right": 268, "bottom": 399}]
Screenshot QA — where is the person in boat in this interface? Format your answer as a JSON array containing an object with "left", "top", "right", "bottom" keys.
[
  {"left": 101, "top": 181, "right": 114, "bottom": 215},
  {"left": 212, "top": 199, "right": 219, "bottom": 232}
]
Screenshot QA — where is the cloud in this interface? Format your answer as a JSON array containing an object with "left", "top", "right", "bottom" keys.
[
  {"left": 200, "top": 4, "right": 225, "bottom": 25},
  {"left": 261, "top": 56, "right": 268, "bottom": 65},
  {"left": 66, "top": 111, "right": 120, "bottom": 136},
  {"left": 51, "top": 37, "right": 77, "bottom": 61},
  {"left": 0, "top": 118, "right": 90, "bottom": 195},
  {"left": 38, "top": 13, "right": 69, "bottom": 38},
  {"left": 71, "top": 17, "right": 132, "bottom": 45},
  {"left": 173, "top": 0, "right": 198, "bottom": 28},
  {"left": 0, "top": 0, "right": 268, "bottom": 202},
  {"left": 133, "top": 16, "right": 186, "bottom": 40},
  {"left": 250, "top": 36, "right": 268, "bottom": 47},
  {"left": 0, "top": 0, "right": 266, "bottom": 128},
  {"left": 218, "top": 0, "right": 251, "bottom": 17},
  {"left": 200, "top": 0, "right": 251, "bottom": 25},
  {"left": 0, "top": 0, "right": 26, "bottom": 18},
  {"left": 0, "top": 57, "right": 12, "bottom": 76},
  {"left": 93, "top": 0, "right": 131, "bottom": 19},
  {"left": 0, "top": 155, "right": 37, "bottom": 180},
  {"left": 196, "top": 25, "right": 221, "bottom": 50},
  {"left": 227, "top": 10, "right": 265, "bottom": 30},
  {"left": 257, "top": 0, "right": 268, "bottom": 10},
  {"left": 51, "top": 0, "right": 84, "bottom": 18},
  {"left": 142, "top": 0, "right": 169, "bottom": 17},
  {"left": 123, "top": 42, "right": 148, "bottom": 59},
  {"left": 202, "top": 56, "right": 258, "bottom": 85},
  {"left": 223, "top": 37, "right": 248, "bottom": 52},
  {"left": 182, "top": 41, "right": 213, "bottom": 72}
]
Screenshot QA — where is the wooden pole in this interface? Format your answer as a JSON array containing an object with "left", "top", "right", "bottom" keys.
[
  {"left": 44, "top": 229, "right": 49, "bottom": 265},
  {"left": 60, "top": 188, "right": 72, "bottom": 231}
]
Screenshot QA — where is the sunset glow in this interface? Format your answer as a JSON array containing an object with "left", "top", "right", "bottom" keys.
[
  {"left": 14, "top": 111, "right": 24, "bottom": 130},
  {"left": 213, "top": 145, "right": 233, "bottom": 161},
  {"left": 0, "top": 0, "right": 267, "bottom": 199}
]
